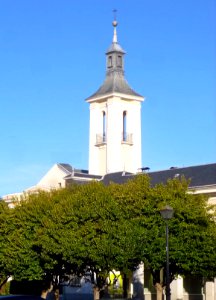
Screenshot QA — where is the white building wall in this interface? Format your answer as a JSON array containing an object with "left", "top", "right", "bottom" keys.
[
  {"left": 33, "top": 164, "right": 69, "bottom": 190},
  {"left": 88, "top": 101, "right": 108, "bottom": 175},
  {"left": 98, "top": 145, "right": 107, "bottom": 175},
  {"left": 88, "top": 94, "right": 143, "bottom": 175},
  {"left": 126, "top": 100, "right": 142, "bottom": 173},
  {"left": 2, "top": 164, "right": 70, "bottom": 206},
  {"left": 106, "top": 96, "right": 123, "bottom": 174},
  {"left": 205, "top": 281, "right": 215, "bottom": 300}
]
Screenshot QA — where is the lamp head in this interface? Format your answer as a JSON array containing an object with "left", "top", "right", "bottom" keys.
[{"left": 160, "top": 205, "right": 174, "bottom": 220}]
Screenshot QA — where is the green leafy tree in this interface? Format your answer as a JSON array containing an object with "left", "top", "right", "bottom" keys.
[
  {"left": 0, "top": 190, "right": 70, "bottom": 283},
  {"left": 0, "top": 200, "right": 12, "bottom": 292},
  {"left": 0, "top": 175, "right": 215, "bottom": 300},
  {"left": 116, "top": 175, "right": 216, "bottom": 299},
  {"left": 34, "top": 182, "right": 142, "bottom": 294}
]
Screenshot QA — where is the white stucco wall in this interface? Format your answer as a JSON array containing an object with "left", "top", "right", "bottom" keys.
[
  {"left": 35, "top": 164, "right": 69, "bottom": 190},
  {"left": 88, "top": 93, "right": 143, "bottom": 175}
]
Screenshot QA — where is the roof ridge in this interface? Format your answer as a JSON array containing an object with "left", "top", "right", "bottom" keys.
[
  {"left": 148, "top": 162, "right": 216, "bottom": 174},
  {"left": 57, "top": 163, "right": 73, "bottom": 174}
]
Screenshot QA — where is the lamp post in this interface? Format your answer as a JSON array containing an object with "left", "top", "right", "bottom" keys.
[{"left": 160, "top": 205, "right": 174, "bottom": 300}]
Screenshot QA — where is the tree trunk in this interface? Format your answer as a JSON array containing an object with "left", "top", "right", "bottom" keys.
[
  {"left": 0, "top": 277, "right": 10, "bottom": 295},
  {"left": 155, "top": 282, "right": 163, "bottom": 300},
  {"left": 122, "top": 273, "right": 128, "bottom": 299}
]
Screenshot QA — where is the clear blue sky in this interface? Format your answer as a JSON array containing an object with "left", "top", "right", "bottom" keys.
[{"left": 0, "top": 0, "right": 215, "bottom": 197}]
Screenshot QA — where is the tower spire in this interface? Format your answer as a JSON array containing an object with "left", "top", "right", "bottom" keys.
[
  {"left": 112, "top": 9, "right": 118, "bottom": 43},
  {"left": 86, "top": 17, "right": 144, "bottom": 176},
  {"left": 86, "top": 15, "right": 143, "bottom": 101}
]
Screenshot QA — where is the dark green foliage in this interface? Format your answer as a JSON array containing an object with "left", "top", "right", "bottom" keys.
[{"left": 0, "top": 175, "right": 215, "bottom": 290}]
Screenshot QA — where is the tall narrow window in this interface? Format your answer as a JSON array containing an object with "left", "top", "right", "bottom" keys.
[
  {"left": 117, "top": 55, "right": 122, "bottom": 67},
  {"left": 123, "top": 111, "right": 127, "bottom": 142},
  {"left": 103, "top": 111, "right": 106, "bottom": 142},
  {"left": 108, "top": 56, "right": 112, "bottom": 68}
]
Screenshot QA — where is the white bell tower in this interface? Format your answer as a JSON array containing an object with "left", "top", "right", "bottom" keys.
[{"left": 86, "top": 18, "right": 144, "bottom": 175}]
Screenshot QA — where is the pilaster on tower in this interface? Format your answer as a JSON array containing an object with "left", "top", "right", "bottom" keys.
[{"left": 86, "top": 18, "right": 144, "bottom": 176}]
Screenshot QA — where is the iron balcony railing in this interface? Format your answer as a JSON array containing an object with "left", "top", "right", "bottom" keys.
[
  {"left": 95, "top": 133, "right": 133, "bottom": 146},
  {"left": 95, "top": 134, "right": 107, "bottom": 146},
  {"left": 122, "top": 132, "right": 133, "bottom": 145}
]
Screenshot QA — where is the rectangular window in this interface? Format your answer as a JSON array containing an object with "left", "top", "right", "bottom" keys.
[
  {"left": 123, "top": 111, "right": 127, "bottom": 141},
  {"left": 103, "top": 111, "right": 106, "bottom": 142},
  {"left": 108, "top": 56, "right": 112, "bottom": 68},
  {"left": 117, "top": 55, "right": 122, "bottom": 67}
]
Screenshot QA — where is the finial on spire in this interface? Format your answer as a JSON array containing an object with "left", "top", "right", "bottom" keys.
[{"left": 112, "top": 9, "right": 118, "bottom": 43}]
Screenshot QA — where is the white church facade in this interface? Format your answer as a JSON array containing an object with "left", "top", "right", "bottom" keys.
[{"left": 1, "top": 18, "right": 216, "bottom": 300}]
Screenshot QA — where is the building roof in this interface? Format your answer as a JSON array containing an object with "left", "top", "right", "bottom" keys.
[
  {"left": 58, "top": 163, "right": 73, "bottom": 173},
  {"left": 101, "top": 163, "right": 216, "bottom": 188},
  {"left": 101, "top": 171, "right": 133, "bottom": 185},
  {"left": 64, "top": 172, "right": 102, "bottom": 180},
  {"left": 86, "top": 71, "right": 142, "bottom": 100},
  {"left": 106, "top": 42, "right": 125, "bottom": 54},
  {"left": 149, "top": 163, "right": 216, "bottom": 187}
]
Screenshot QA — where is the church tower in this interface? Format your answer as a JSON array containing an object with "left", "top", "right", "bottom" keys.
[{"left": 86, "top": 18, "right": 144, "bottom": 175}]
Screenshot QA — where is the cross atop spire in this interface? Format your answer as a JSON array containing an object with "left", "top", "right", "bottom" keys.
[{"left": 113, "top": 9, "right": 117, "bottom": 21}]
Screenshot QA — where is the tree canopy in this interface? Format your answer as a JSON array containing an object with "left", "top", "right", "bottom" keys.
[{"left": 0, "top": 174, "right": 215, "bottom": 297}]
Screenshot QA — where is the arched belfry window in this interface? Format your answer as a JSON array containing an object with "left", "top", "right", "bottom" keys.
[
  {"left": 123, "top": 111, "right": 127, "bottom": 142},
  {"left": 103, "top": 111, "right": 106, "bottom": 142}
]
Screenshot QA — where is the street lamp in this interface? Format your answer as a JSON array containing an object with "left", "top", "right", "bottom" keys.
[{"left": 160, "top": 205, "right": 174, "bottom": 300}]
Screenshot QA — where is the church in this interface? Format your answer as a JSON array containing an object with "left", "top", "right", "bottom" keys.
[{"left": 2, "top": 18, "right": 216, "bottom": 300}]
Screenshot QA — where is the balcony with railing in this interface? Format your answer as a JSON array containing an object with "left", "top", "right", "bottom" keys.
[
  {"left": 95, "top": 134, "right": 107, "bottom": 146},
  {"left": 122, "top": 132, "right": 133, "bottom": 145},
  {"left": 95, "top": 133, "right": 133, "bottom": 146}
]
